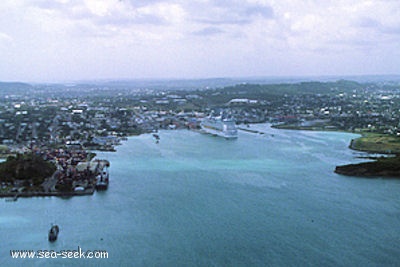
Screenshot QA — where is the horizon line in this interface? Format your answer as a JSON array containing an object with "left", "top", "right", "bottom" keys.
[{"left": 1, "top": 73, "right": 400, "bottom": 85}]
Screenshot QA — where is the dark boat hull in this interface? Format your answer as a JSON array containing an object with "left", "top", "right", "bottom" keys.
[
  {"left": 48, "top": 225, "right": 59, "bottom": 242},
  {"left": 95, "top": 184, "right": 108, "bottom": 190}
]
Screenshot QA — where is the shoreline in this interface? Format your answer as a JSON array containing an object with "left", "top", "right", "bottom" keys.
[
  {"left": 334, "top": 156, "right": 400, "bottom": 178},
  {"left": 105, "top": 126, "right": 400, "bottom": 179},
  {"left": 266, "top": 124, "right": 400, "bottom": 179},
  {"left": 271, "top": 124, "right": 400, "bottom": 154},
  {"left": 0, "top": 155, "right": 110, "bottom": 199},
  {"left": 1, "top": 189, "right": 95, "bottom": 199},
  {"left": 2, "top": 125, "right": 399, "bottom": 190}
]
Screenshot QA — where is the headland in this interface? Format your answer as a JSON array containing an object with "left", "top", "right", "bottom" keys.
[
  {"left": 273, "top": 124, "right": 400, "bottom": 178},
  {"left": 0, "top": 149, "right": 110, "bottom": 198}
]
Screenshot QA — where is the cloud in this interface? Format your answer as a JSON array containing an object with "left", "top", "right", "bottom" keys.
[
  {"left": 136, "top": 2, "right": 185, "bottom": 25},
  {"left": 32, "top": 0, "right": 67, "bottom": 11},
  {"left": 271, "top": 0, "right": 400, "bottom": 53},
  {"left": 193, "top": 27, "right": 225, "bottom": 36},
  {"left": 244, "top": 4, "right": 274, "bottom": 18},
  {"left": 0, "top": 0, "right": 400, "bottom": 81},
  {"left": 356, "top": 17, "right": 381, "bottom": 28},
  {"left": 28, "top": 0, "right": 184, "bottom": 28},
  {"left": 188, "top": 1, "right": 274, "bottom": 25},
  {"left": 13, "top": 0, "right": 187, "bottom": 47},
  {"left": 0, "top": 32, "right": 12, "bottom": 43}
]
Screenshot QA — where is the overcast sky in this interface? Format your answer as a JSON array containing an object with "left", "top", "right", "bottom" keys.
[{"left": 0, "top": 0, "right": 399, "bottom": 82}]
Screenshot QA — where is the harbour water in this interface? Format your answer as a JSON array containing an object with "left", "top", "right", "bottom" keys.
[{"left": 2, "top": 124, "right": 400, "bottom": 266}]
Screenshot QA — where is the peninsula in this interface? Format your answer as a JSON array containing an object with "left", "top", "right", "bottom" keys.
[
  {"left": 0, "top": 148, "right": 110, "bottom": 198},
  {"left": 273, "top": 126, "right": 400, "bottom": 178},
  {"left": 335, "top": 156, "right": 400, "bottom": 178},
  {"left": 333, "top": 133, "right": 400, "bottom": 178}
]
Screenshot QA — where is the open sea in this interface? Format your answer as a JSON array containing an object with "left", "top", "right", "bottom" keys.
[{"left": 1, "top": 124, "right": 400, "bottom": 266}]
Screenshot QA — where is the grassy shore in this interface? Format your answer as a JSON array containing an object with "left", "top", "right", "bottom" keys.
[
  {"left": 273, "top": 123, "right": 400, "bottom": 178},
  {"left": 336, "top": 131, "right": 400, "bottom": 178},
  {"left": 273, "top": 123, "right": 400, "bottom": 154},
  {"left": 350, "top": 133, "right": 400, "bottom": 154}
]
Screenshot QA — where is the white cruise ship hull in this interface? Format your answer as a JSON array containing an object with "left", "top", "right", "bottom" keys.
[{"left": 200, "top": 118, "right": 238, "bottom": 139}]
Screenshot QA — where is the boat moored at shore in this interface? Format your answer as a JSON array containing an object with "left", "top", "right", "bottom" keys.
[
  {"left": 200, "top": 112, "right": 238, "bottom": 139},
  {"left": 95, "top": 162, "right": 109, "bottom": 191}
]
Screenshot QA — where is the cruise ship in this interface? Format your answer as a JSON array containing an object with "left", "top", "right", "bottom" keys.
[{"left": 200, "top": 113, "right": 238, "bottom": 139}]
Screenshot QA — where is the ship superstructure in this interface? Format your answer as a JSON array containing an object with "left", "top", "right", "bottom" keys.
[{"left": 200, "top": 112, "right": 238, "bottom": 139}]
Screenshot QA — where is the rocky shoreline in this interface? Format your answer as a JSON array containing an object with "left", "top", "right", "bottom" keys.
[
  {"left": 335, "top": 155, "right": 400, "bottom": 178},
  {"left": 335, "top": 133, "right": 400, "bottom": 178}
]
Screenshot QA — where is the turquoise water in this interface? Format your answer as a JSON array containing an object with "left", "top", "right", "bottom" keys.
[{"left": 2, "top": 124, "right": 400, "bottom": 266}]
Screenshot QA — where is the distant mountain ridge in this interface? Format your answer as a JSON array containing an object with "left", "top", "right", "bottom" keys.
[
  {"left": 0, "top": 82, "right": 33, "bottom": 93},
  {"left": 1, "top": 75, "right": 399, "bottom": 94},
  {"left": 215, "top": 79, "right": 365, "bottom": 96},
  {"left": 0, "top": 81, "right": 32, "bottom": 88}
]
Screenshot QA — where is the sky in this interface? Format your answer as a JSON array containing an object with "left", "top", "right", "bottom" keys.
[{"left": 0, "top": 0, "right": 400, "bottom": 82}]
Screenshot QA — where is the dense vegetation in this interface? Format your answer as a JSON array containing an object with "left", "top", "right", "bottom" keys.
[
  {"left": 335, "top": 156, "right": 400, "bottom": 178},
  {"left": 0, "top": 154, "right": 56, "bottom": 185}
]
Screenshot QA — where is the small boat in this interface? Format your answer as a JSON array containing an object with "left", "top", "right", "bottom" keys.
[
  {"left": 48, "top": 225, "right": 59, "bottom": 242},
  {"left": 153, "top": 133, "right": 160, "bottom": 143}
]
